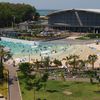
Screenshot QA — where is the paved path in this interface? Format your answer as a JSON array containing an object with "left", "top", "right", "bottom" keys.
[
  {"left": 7, "top": 63, "right": 22, "bottom": 100},
  {"left": 47, "top": 38, "right": 96, "bottom": 45},
  {"left": 66, "top": 78, "right": 90, "bottom": 82}
]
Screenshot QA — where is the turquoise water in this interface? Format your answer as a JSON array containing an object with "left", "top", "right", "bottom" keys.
[
  {"left": 0, "top": 40, "right": 69, "bottom": 57},
  {"left": 37, "top": 9, "right": 57, "bottom": 16}
]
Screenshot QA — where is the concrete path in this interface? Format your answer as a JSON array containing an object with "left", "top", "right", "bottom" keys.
[{"left": 7, "top": 63, "right": 22, "bottom": 100}]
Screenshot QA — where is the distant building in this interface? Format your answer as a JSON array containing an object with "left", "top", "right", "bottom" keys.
[
  {"left": 47, "top": 9, "right": 100, "bottom": 33},
  {"left": 0, "top": 28, "right": 19, "bottom": 37},
  {"left": 17, "top": 20, "right": 48, "bottom": 31},
  {"left": 39, "top": 16, "right": 48, "bottom": 20},
  {"left": 17, "top": 22, "right": 29, "bottom": 31}
]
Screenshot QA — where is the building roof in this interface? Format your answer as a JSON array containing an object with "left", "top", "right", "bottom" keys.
[{"left": 47, "top": 9, "right": 100, "bottom": 16}]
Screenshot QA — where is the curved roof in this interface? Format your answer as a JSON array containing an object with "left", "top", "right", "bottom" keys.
[{"left": 47, "top": 9, "right": 100, "bottom": 16}]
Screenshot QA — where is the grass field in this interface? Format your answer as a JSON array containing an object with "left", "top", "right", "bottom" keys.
[
  {"left": 18, "top": 73, "right": 100, "bottom": 100},
  {"left": 77, "top": 33, "right": 100, "bottom": 40},
  {"left": 0, "top": 81, "right": 8, "bottom": 98},
  {"left": 0, "top": 70, "right": 8, "bottom": 99}
]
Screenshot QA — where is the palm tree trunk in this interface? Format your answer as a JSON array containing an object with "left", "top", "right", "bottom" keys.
[
  {"left": 43, "top": 83, "right": 46, "bottom": 99},
  {"left": 92, "top": 62, "right": 94, "bottom": 70},
  {"left": 34, "top": 89, "right": 36, "bottom": 100},
  {"left": 0, "top": 56, "right": 4, "bottom": 79}
]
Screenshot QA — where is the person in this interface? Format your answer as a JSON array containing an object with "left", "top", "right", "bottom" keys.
[{"left": 13, "top": 60, "right": 16, "bottom": 67}]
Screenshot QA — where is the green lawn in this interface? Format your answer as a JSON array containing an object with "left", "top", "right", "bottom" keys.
[
  {"left": 77, "top": 33, "right": 100, "bottom": 40},
  {"left": 0, "top": 70, "right": 8, "bottom": 98},
  {"left": 0, "top": 81, "right": 8, "bottom": 98},
  {"left": 18, "top": 73, "right": 100, "bottom": 100}
]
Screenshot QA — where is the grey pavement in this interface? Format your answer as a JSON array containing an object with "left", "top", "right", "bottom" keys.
[
  {"left": 7, "top": 64, "right": 22, "bottom": 100},
  {"left": 0, "top": 98, "right": 6, "bottom": 100},
  {"left": 47, "top": 38, "right": 96, "bottom": 45}
]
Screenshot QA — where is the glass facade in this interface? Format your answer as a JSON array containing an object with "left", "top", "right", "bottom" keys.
[
  {"left": 48, "top": 10, "right": 100, "bottom": 32},
  {"left": 48, "top": 10, "right": 100, "bottom": 27}
]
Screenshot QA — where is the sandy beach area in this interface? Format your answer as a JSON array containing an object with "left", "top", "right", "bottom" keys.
[
  {"left": 13, "top": 43, "right": 100, "bottom": 68},
  {"left": 3, "top": 36, "right": 99, "bottom": 68}
]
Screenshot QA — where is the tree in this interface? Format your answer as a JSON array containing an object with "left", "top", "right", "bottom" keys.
[
  {"left": 65, "top": 56, "right": 69, "bottom": 66},
  {"left": 78, "top": 60, "right": 86, "bottom": 71},
  {"left": 67, "top": 55, "right": 79, "bottom": 73},
  {"left": 41, "top": 72, "right": 49, "bottom": 91},
  {"left": 34, "top": 59, "right": 41, "bottom": 77},
  {"left": 0, "top": 2, "right": 40, "bottom": 27},
  {"left": 88, "top": 54, "right": 98, "bottom": 69},
  {"left": 43, "top": 57, "right": 50, "bottom": 72},
  {"left": 25, "top": 72, "right": 48, "bottom": 100},
  {"left": 60, "top": 72, "right": 65, "bottom": 81},
  {"left": 25, "top": 74, "right": 40, "bottom": 100},
  {"left": 0, "top": 46, "right": 12, "bottom": 79},
  {"left": 53, "top": 59, "right": 62, "bottom": 67},
  {"left": 90, "top": 77, "right": 94, "bottom": 84},
  {"left": 34, "top": 12, "right": 40, "bottom": 21},
  {"left": 34, "top": 59, "right": 40, "bottom": 70},
  {"left": 19, "top": 62, "right": 32, "bottom": 76}
]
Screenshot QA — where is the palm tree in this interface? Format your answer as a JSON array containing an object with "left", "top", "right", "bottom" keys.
[
  {"left": 34, "top": 59, "right": 40, "bottom": 71},
  {"left": 66, "top": 55, "right": 79, "bottom": 74},
  {"left": 88, "top": 54, "right": 98, "bottom": 70},
  {"left": 0, "top": 45, "right": 12, "bottom": 79},
  {"left": 65, "top": 56, "right": 69, "bottom": 66},
  {"left": 43, "top": 57, "right": 50, "bottom": 72},
  {"left": 53, "top": 59, "right": 62, "bottom": 67},
  {"left": 78, "top": 60, "right": 86, "bottom": 71},
  {"left": 19, "top": 62, "right": 32, "bottom": 76},
  {"left": 84, "top": 60, "right": 89, "bottom": 70},
  {"left": 60, "top": 72, "right": 65, "bottom": 81},
  {"left": 34, "top": 59, "right": 42, "bottom": 77}
]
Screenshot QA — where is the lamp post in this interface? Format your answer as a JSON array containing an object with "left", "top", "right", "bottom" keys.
[
  {"left": 12, "top": 15, "right": 15, "bottom": 29},
  {"left": 96, "top": 35, "right": 99, "bottom": 45},
  {"left": 28, "top": 48, "right": 31, "bottom": 63},
  {"left": 29, "top": 53, "right": 31, "bottom": 63}
]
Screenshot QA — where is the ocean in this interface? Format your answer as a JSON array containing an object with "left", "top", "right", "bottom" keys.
[{"left": 37, "top": 9, "right": 57, "bottom": 16}]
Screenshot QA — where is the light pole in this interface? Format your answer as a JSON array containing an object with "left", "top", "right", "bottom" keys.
[
  {"left": 29, "top": 47, "right": 32, "bottom": 63},
  {"left": 12, "top": 15, "right": 15, "bottom": 29},
  {"left": 29, "top": 53, "right": 31, "bottom": 63}
]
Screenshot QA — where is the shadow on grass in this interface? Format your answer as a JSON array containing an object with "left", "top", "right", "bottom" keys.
[
  {"left": 46, "top": 89, "right": 59, "bottom": 93},
  {"left": 62, "top": 84, "right": 70, "bottom": 87},
  {"left": 25, "top": 86, "right": 32, "bottom": 91},
  {"left": 18, "top": 75, "right": 26, "bottom": 80},
  {"left": 74, "top": 82, "right": 83, "bottom": 84},
  {"left": 36, "top": 98, "right": 47, "bottom": 100},
  {"left": 94, "top": 91, "right": 100, "bottom": 94},
  {"left": 90, "top": 82, "right": 99, "bottom": 85}
]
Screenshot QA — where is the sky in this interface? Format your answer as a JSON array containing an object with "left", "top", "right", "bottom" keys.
[{"left": 0, "top": 0, "right": 100, "bottom": 10}]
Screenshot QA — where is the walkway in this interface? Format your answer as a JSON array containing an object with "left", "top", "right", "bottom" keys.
[{"left": 7, "top": 63, "right": 22, "bottom": 100}]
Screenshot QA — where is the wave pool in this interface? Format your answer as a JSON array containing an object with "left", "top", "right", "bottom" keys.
[{"left": 0, "top": 37, "right": 70, "bottom": 58}]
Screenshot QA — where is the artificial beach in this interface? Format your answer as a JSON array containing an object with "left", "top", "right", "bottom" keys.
[
  {"left": 0, "top": 37, "right": 100, "bottom": 68},
  {"left": 0, "top": 37, "right": 69, "bottom": 61}
]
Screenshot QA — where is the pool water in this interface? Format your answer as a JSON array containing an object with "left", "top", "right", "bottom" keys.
[{"left": 0, "top": 40, "right": 69, "bottom": 58}]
